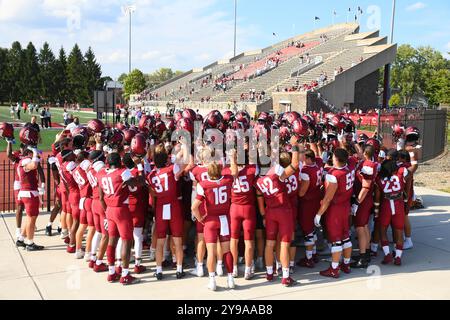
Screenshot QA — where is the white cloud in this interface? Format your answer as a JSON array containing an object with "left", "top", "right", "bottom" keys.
[
  {"left": 406, "top": 2, "right": 427, "bottom": 11},
  {"left": 0, "top": 0, "right": 260, "bottom": 77}
]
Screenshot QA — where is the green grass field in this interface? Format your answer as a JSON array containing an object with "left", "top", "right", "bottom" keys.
[
  {"left": 0, "top": 105, "right": 96, "bottom": 126},
  {"left": 0, "top": 129, "right": 58, "bottom": 152},
  {"left": 0, "top": 105, "right": 98, "bottom": 151}
]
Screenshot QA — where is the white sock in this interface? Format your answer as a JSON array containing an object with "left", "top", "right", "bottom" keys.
[
  {"left": 96, "top": 259, "right": 103, "bottom": 266},
  {"left": 108, "top": 265, "right": 115, "bottom": 275},
  {"left": 344, "top": 258, "right": 351, "bottom": 264},
  {"left": 276, "top": 261, "right": 281, "bottom": 270},
  {"left": 371, "top": 243, "right": 378, "bottom": 252},
  {"left": 115, "top": 260, "right": 122, "bottom": 268},
  {"left": 91, "top": 232, "right": 101, "bottom": 256},
  {"left": 331, "top": 262, "right": 339, "bottom": 269},
  {"left": 266, "top": 266, "right": 273, "bottom": 275},
  {"left": 396, "top": 250, "right": 403, "bottom": 258},
  {"left": 306, "top": 250, "right": 313, "bottom": 259},
  {"left": 150, "top": 247, "right": 156, "bottom": 254},
  {"left": 312, "top": 245, "right": 317, "bottom": 255},
  {"left": 245, "top": 266, "right": 251, "bottom": 274},
  {"left": 156, "top": 266, "right": 162, "bottom": 274},
  {"left": 16, "top": 228, "right": 22, "bottom": 239},
  {"left": 233, "top": 265, "right": 238, "bottom": 273},
  {"left": 121, "top": 268, "right": 129, "bottom": 277},
  {"left": 405, "top": 237, "right": 412, "bottom": 243},
  {"left": 115, "top": 239, "right": 122, "bottom": 259},
  {"left": 289, "top": 261, "right": 294, "bottom": 267},
  {"left": 282, "top": 267, "right": 290, "bottom": 279},
  {"left": 197, "top": 262, "right": 203, "bottom": 268},
  {"left": 383, "top": 246, "right": 390, "bottom": 256},
  {"left": 172, "top": 255, "right": 177, "bottom": 263},
  {"left": 217, "top": 260, "right": 223, "bottom": 266},
  {"left": 90, "top": 254, "right": 97, "bottom": 262},
  {"left": 209, "top": 272, "right": 215, "bottom": 279},
  {"left": 177, "top": 265, "right": 183, "bottom": 273},
  {"left": 135, "top": 258, "right": 141, "bottom": 266}
]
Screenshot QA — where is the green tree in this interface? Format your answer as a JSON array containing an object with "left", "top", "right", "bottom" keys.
[
  {"left": 66, "top": 44, "right": 89, "bottom": 104},
  {"left": 38, "top": 42, "right": 57, "bottom": 103},
  {"left": 22, "top": 42, "right": 41, "bottom": 102},
  {"left": 6, "top": 41, "right": 25, "bottom": 103},
  {"left": 391, "top": 45, "right": 421, "bottom": 105},
  {"left": 124, "top": 69, "right": 146, "bottom": 99},
  {"left": 54, "top": 47, "right": 68, "bottom": 104},
  {"left": 389, "top": 93, "right": 401, "bottom": 107},
  {"left": 0, "top": 48, "right": 9, "bottom": 104},
  {"left": 146, "top": 67, "right": 184, "bottom": 89},
  {"left": 118, "top": 73, "right": 128, "bottom": 84},
  {"left": 84, "top": 47, "right": 102, "bottom": 104}
]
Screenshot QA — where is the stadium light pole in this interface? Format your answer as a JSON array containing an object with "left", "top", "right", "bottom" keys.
[
  {"left": 233, "top": 0, "right": 237, "bottom": 57},
  {"left": 380, "top": 0, "right": 396, "bottom": 137},
  {"left": 124, "top": 5, "right": 136, "bottom": 74}
]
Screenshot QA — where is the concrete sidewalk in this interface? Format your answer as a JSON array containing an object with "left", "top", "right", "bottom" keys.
[{"left": 1, "top": 187, "right": 450, "bottom": 300}]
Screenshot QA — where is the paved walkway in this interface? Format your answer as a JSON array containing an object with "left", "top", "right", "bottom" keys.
[{"left": 1, "top": 187, "right": 449, "bottom": 300}]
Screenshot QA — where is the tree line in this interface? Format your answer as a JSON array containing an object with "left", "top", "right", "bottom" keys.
[
  {"left": 119, "top": 67, "right": 184, "bottom": 99},
  {"left": 388, "top": 45, "right": 450, "bottom": 107},
  {"left": 0, "top": 42, "right": 107, "bottom": 106}
]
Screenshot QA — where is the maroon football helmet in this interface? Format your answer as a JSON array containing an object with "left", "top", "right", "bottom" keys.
[
  {"left": 392, "top": 124, "right": 405, "bottom": 140},
  {"left": 182, "top": 108, "right": 197, "bottom": 121},
  {"left": 154, "top": 120, "right": 167, "bottom": 137},
  {"left": 166, "top": 119, "right": 176, "bottom": 132},
  {"left": 19, "top": 126, "right": 39, "bottom": 146},
  {"left": 279, "top": 126, "right": 291, "bottom": 141},
  {"left": 366, "top": 138, "right": 381, "bottom": 154},
  {"left": 130, "top": 134, "right": 147, "bottom": 157},
  {"left": 87, "top": 119, "right": 105, "bottom": 136},
  {"left": 177, "top": 118, "right": 194, "bottom": 134},
  {"left": 405, "top": 126, "right": 420, "bottom": 140},
  {"left": 292, "top": 119, "right": 309, "bottom": 138},
  {"left": 139, "top": 115, "right": 155, "bottom": 132},
  {"left": 357, "top": 133, "right": 369, "bottom": 145},
  {"left": 107, "top": 129, "right": 124, "bottom": 147},
  {"left": 331, "top": 115, "right": 346, "bottom": 131},
  {"left": 173, "top": 111, "right": 183, "bottom": 123},
  {"left": 223, "top": 111, "right": 235, "bottom": 123},
  {"left": 0, "top": 123, "right": 14, "bottom": 140},
  {"left": 123, "top": 128, "right": 137, "bottom": 145}
]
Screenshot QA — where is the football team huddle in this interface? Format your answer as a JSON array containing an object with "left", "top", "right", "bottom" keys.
[{"left": 0, "top": 108, "right": 421, "bottom": 290}]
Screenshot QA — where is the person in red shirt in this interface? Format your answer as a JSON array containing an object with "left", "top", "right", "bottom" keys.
[
  {"left": 374, "top": 159, "right": 411, "bottom": 266},
  {"left": 314, "top": 148, "right": 355, "bottom": 278},
  {"left": 189, "top": 147, "right": 212, "bottom": 277},
  {"left": 61, "top": 149, "right": 81, "bottom": 254},
  {"left": 351, "top": 145, "right": 378, "bottom": 268},
  {"left": 98, "top": 152, "right": 144, "bottom": 285},
  {"left": 192, "top": 156, "right": 238, "bottom": 291},
  {"left": 297, "top": 149, "right": 323, "bottom": 268},
  {"left": 230, "top": 162, "right": 259, "bottom": 280},
  {"left": 123, "top": 153, "right": 148, "bottom": 274},
  {"left": 255, "top": 136, "right": 301, "bottom": 287},
  {"left": 86, "top": 151, "right": 109, "bottom": 272},
  {"left": 7, "top": 141, "right": 26, "bottom": 243},
  {"left": 147, "top": 144, "right": 187, "bottom": 280},
  {"left": 17, "top": 147, "right": 44, "bottom": 251},
  {"left": 73, "top": 151, "right": 94, "bottom": 260}
]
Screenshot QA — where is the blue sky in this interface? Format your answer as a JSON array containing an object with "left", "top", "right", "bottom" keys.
[{"left": 0, "top": 0, "right": 448, "bottom": 78}]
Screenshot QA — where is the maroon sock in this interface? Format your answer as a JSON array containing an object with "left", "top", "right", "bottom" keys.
[
  {"left": 224, "top": 251, "right": 233, "bottom": 274},
  {"left": 395, "top": 243, "right": 403, "bottom": 251},
  {"left": 106, "top": 245, "right": 115, "bottom": 266},
  {"left": 381, "top": 241, "right": 389, "bottom": 247}
]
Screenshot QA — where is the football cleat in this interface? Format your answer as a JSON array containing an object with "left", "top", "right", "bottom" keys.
[
  {"left": 394, "top": 257, "right": 402, "bottom": 266},
  {"left": 134, "top": 265, "right": 146, "bottom": 274},
  {"left": 75, "top": 250, "right": 85, "bottom": 259},
  {"left": 26, "top": 243, "right": 44, "bottom": 251},
  {"left": 154, "top": 272, "right": 163, "bottom": 281},
  {"left": 64, "top": 237, "right": 70, "bottom": 245},
  {"left": 382, "top": 253, "right": 393, "bottom": 265},
  {"left": 88, "top": 260, "right": 96, "bottom": 269},
  {"left": 297, "top": 258, "right": 315, "bottom": 269},
  {"left": 176, "top": 271, "right": 186, "bottom": 279},
  {"left": 339, "top": 263, "right": 351, "bottom": 274},
  {"left": 45, "top": 225, "right": 52, "bottom": 236},
  {"left": 107, "top": 273, "right": 121, "bottom": 283},
  {"left": 281, "top": 277, "right": 297, "bottom": 287},
  {"left": 208, "top": 278, "right": 217, "bottom": 291},
  {"left": 227, "top": 275, "right": 235, "bottom": 289},
  {"left": 120, "top": 274, "right": 140, "bottom": 286},
  {"left": 244, "top": 272, "right": 255, "bottom": 281},
  {"left": 66, "top": 245, "right": 76, "bottom": 254},
  {"left": 266, "top": 273, "right": 274, "bottom": 282},
  {"left": 93, "top": 263, "right": 109, "bottom": 273},
  {"left": 350, "top": 257, "right": 369, "bottom": 269},
  {"left": 16, "top": 240, "right": 26, "bottom": 248},
  {"left": 320, "top": 266, "right": 340, "bottom": 278}
]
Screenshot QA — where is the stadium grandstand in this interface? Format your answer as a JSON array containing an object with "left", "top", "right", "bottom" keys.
[{"left": 130, "top": 23, "right": 397, "bottom": 117}]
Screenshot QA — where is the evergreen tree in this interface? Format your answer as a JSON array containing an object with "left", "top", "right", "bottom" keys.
[
  {"left": 0, "top": 48, "right": 9, "bottom": 104},
  {"left": 84, "top": 47, "right": 102, "bottom": 104},
  {"left": 54, "top": 47, "right": 68, "bottom": 104},
  {"left": 38, "top": 42, "right": 57, "bottom": 103},
  {"left": 6, "top": 41, "right": 25, "bottom": 103},
  {"left": 66, "top": 44, "right": 89, "bottom": 104},
  {"left": 22, "top": 42, "right": 40, "bottom": 102}
]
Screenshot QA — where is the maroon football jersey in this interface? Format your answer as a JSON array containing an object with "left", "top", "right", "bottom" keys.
[
  {"left": 196, "top": 175, "right": 234, "bottom": 216},
  {"left": 231, "top": 165, "right": 258, "bottom": 205},
  {"left": 97, "top": 167, "right": 131, "bottom": 207},
  {"left": 73, "top": 161, "right": 92, "bottom": 198},
  {"left": 62, "top": 161, "right": 79, "bottom": 193},
  {"left": 326, "top": 165, "right": 354, "bottom": 205},
  {"left": 128, "top": 167, "right": 148, "bottom": 206},
  {"left": 255, "top": 165, "right": 290, "bottom": 209},
  {"left": 17, "top": 157, "right": 38, "bottom": 191},
  {"left": 147, "top": 164, "right": 180, "bottom": 204},
  {"left": 300, "top": 162, "right": 323, "bottom": 201}
]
